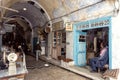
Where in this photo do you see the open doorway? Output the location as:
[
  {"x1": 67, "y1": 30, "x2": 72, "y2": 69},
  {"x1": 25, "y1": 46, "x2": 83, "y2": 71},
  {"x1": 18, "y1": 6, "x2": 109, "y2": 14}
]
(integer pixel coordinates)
[
  {"x1": 51, "y1": 31, "x2": 66, "y2": 61},
  {"x1": 85, "y1": 27, "x2": 109, "y2": 68},
  {"x1": 73, "y1": 26, "x2": 109, "y2": 73}
]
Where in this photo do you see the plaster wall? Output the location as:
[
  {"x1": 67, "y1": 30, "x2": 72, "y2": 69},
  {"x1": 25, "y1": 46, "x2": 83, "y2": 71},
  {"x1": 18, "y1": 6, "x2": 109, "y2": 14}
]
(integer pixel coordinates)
[
  {"x1": 53, "y1": 0, "x2": 114, "y2": 22},
  {"x1": 111, "y1": 14, "x2": 120, "y2": 80},
  {"x1": 66, "y1": 32, "x2": 74, "y2": 60}
]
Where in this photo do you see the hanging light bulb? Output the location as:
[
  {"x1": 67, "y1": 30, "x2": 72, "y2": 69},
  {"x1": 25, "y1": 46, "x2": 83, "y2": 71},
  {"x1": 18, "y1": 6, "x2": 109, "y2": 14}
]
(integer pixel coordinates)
[
  {"x1": 113, "y1": 0, "x2": 120, "y2": 16},
  {"x1": 0, "y1": 27, "x2": 6, "y2": 35},
  {"x1": 115, "y1": 0, "x2": 119, "y2": 10}
]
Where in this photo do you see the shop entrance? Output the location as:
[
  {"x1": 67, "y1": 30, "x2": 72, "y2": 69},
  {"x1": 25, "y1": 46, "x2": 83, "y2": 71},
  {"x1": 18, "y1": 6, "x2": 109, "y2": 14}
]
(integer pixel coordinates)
[
  {"x1": 74, "y1": 27, "x2": 109, "y2": 67},
  {"x1": 73, "y1": 16, "x2": 111, "y2": 70},
  {"x1": 85, "y1": 27, "x2": 109, "y2": 65}
]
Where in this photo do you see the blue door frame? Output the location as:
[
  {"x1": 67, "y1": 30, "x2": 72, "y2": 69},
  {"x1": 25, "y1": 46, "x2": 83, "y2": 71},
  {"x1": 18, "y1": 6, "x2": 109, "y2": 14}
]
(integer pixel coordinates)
[
  {"x1": 73, "y1": 16, "x2": 112, "y2": 68},
  {"x1": 75, "y1": 31, "x2": 86, "y2": 66}
]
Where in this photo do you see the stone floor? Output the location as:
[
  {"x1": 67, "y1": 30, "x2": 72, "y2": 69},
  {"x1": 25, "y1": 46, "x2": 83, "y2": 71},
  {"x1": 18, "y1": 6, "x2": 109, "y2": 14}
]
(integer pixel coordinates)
[{"x1": 24, "y1": 55, "x2": 90, "y2": 80}]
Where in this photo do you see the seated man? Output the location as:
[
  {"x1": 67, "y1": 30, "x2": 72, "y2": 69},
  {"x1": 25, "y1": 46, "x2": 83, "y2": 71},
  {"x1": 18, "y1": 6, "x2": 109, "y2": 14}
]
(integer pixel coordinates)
[{"x1": 89, "y1": 41, "x2": 109, "y2": 72}]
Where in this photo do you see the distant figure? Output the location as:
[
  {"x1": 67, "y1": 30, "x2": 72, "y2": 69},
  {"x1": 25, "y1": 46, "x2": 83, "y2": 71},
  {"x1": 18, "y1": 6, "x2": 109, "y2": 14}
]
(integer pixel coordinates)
[
  {"x1": 35, "y1": 42, "x2": 42, "y2": 61},
  {"x1": 89, "y1": 41, "x2": 108, "y2": 72},
  {"x1": 35, "y1": 42, "x2": 42, "y2": 52}
]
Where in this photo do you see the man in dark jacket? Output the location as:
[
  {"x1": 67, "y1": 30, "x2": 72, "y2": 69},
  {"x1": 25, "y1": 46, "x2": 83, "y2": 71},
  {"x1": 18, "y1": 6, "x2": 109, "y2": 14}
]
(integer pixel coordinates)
[
  {"x1": 35, "y1": 42, "x2": 42, "y2": 61},
  {"x1": 89, "y1": 42, "x2": 109, "y2": 72}
]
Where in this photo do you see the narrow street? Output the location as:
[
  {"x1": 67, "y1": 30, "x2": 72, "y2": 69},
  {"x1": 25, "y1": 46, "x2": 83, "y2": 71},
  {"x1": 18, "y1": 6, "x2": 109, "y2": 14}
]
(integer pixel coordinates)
[{"x1": 24, "y1": 55, "x2": 90, "y2": 80}]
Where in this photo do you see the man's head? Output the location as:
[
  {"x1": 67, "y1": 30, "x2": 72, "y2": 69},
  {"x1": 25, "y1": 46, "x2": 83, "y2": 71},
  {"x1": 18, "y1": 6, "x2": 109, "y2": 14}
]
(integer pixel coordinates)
[{"x1": 100, "y1": 41, "x2": 107, "y2": 48}]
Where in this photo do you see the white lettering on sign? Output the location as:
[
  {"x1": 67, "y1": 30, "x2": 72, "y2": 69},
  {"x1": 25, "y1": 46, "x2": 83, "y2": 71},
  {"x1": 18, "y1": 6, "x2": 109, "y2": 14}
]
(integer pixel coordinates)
[{"x1": 77, "y1": 19, "x2": 110, "y2": 30}]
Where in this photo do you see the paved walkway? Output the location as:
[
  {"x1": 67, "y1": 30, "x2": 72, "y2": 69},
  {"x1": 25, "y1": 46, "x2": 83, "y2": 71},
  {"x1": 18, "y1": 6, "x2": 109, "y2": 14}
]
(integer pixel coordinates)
[{"x1": 24, "y1": 55, "x2": 90, "y2": 80}]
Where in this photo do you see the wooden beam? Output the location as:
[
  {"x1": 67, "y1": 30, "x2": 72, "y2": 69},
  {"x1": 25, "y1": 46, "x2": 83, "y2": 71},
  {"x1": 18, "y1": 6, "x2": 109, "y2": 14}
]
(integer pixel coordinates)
[{"x1": 0, "y1": 6, "x2": 19, "y2": 13}]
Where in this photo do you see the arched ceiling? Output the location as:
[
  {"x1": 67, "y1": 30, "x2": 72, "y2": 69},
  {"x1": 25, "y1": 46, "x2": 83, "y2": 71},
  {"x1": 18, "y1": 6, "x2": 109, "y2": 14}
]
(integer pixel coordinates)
[
  {"x1": 1, "y1": 0, "x2": 117, "y2": 28},
  {"x1": 2, "y1": 0, "x2": 61, "y2": 28},
  {"x1": 5, "y1": 1, "x2": 48, "y2": 27},
  {"x1": 3, "y1": 0, "x2": 60, "y2": 18}
]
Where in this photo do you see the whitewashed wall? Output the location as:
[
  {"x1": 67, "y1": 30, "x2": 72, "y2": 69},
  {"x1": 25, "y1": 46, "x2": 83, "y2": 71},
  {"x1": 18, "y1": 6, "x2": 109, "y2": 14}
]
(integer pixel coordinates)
[
  {"x1": 66, "y1": 32, "x2": 74, "y2": 60},
  {"x1": 62, "y1": 17, "x2": 74, "y2": 59},
  {"x1": 53, "y1": 0, "x2": 114, "y2": 22},
  {"x1": 111, "y1": 14, "x2": 120, "y2": 80}
]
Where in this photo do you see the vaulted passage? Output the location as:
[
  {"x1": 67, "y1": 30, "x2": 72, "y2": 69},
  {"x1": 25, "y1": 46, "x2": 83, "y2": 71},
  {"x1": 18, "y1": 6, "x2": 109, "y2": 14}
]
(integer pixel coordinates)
[{"x1": 0, "y1": 0, "x2": 120, "y2": 80}]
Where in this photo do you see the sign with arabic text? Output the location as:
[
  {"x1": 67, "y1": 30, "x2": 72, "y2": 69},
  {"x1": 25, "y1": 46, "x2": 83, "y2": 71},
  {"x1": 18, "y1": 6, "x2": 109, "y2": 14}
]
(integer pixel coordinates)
[{"x1": 76, "y1": 16, "x2": 111, "y2": 30}]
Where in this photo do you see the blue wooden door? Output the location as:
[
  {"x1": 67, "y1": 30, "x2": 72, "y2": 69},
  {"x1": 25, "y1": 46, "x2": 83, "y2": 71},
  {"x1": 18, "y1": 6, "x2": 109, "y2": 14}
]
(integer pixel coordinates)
[{"x1": 76, "y1": 31, "x2": 86, "y2": 66}]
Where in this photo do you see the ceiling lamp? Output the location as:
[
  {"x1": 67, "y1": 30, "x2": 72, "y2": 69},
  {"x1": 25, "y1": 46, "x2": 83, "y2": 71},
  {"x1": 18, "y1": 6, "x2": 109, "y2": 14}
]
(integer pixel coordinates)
[
  {"x1": 23, "y1": 8, "x2": 27, "y2": 11},
  {"x1": 0, "y1": 27, "x2": 6, "y2": 35}
]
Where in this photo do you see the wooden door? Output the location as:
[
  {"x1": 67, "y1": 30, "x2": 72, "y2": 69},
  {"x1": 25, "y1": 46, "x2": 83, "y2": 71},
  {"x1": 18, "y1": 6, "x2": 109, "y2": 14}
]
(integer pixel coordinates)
[{"x1": 51, "y1": 31, "x2": 61, "y2": 60}]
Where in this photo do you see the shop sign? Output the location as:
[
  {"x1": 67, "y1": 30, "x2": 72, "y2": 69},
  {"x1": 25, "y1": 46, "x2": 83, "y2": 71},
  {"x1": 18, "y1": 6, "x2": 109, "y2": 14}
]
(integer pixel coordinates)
[
  {"x1": 77, "y1": 18, "x2": 110, "y2": 30},
  {"x1": 65, "y1": 22, "x2": 73, "y2": 31},
  {"x1": 91, "y1": 19, "x2": 110, "y2": 28},
  {"x1": 4, "y1": 24, "x2": 15, "y2": 32},
  {"x1": 52, "y1": 21, "x2": 64, "y2": 31}
]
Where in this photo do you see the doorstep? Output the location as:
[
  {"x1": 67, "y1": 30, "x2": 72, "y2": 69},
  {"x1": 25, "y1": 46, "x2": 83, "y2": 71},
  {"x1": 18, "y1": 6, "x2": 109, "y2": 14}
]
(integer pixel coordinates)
[
  {"x1": 39, "y1": 56, "x2": 106, "y2": 80},
  {"x1": 64, "y1": 66, "x2": 105, "y2": 80}
]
